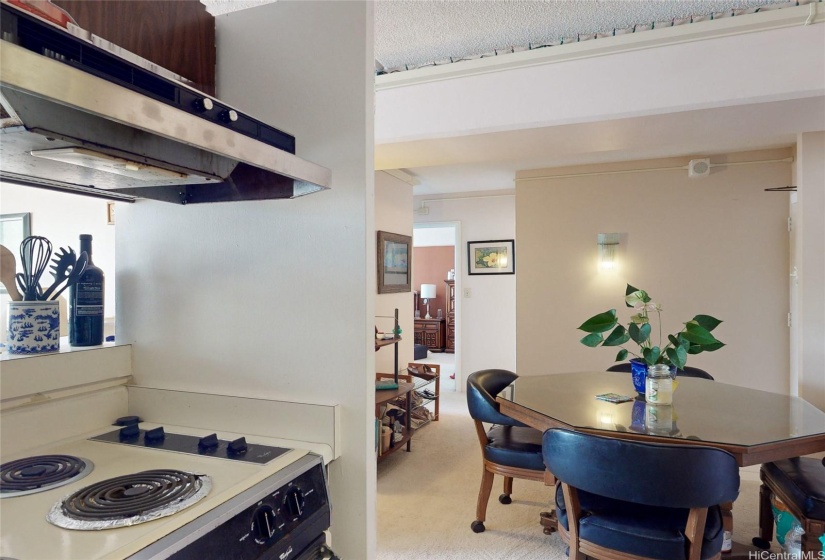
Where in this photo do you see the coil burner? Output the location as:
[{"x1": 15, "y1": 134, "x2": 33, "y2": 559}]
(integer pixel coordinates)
[
  {"x1": 0, "y1": 455, "x2": 93, "y2": 497},
  {"x1": 47, "y1": 469, "x2": 211, "y2": 530}
]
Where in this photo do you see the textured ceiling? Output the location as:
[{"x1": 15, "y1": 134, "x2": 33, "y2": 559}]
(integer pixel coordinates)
[{"x1": 202, "y1": 0, "x2": 791, "y2": 69}]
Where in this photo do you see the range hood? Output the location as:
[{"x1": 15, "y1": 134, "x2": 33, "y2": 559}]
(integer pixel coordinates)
[{"x1": 0, "y1": 2, "x2": 331, "y2": 204}]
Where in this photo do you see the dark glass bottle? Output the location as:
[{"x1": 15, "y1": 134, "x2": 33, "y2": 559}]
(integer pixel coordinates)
[{"x1": 69, "y1": 234, "x2": 105, "y2": 346}]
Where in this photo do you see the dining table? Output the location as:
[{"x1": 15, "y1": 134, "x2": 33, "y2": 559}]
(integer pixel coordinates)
[{"x1": 496, "y1": 372, "x2": 825, "y2": 558}]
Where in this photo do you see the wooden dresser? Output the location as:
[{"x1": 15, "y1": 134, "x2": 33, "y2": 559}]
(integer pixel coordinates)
[
  {"x1": 414, "y1": 318, "x2": 445, "y2": 352},
  {"x1": 445, "y1": 280, "x2": 455, "y2": 353}
]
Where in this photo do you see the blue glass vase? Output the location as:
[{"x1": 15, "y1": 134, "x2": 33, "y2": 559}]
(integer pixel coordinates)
[{"x1": 630, "y1": 359, "x2": 647, "y2": 394}]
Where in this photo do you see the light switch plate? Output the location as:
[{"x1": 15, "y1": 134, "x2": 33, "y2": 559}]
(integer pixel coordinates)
[{"x1": 463, "y1": 287, "x2": 471, "y2": 298}]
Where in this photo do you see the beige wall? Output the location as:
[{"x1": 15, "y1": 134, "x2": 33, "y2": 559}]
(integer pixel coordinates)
[
  {"x1": 794, "y1": 132, "x2": 825, "y2": 410},
  {"x1": 414, "y1": 193, "x2": 517, "y2": 389},
  {"x1": 117, "y1": 3, "x2": 376, "y2": 557},
  {"x1": 516, "y1": 149, "x2": 792, "y2": 394},
  {"x1": 376, "y1": 172, "x2": 414, "y2": 374}
]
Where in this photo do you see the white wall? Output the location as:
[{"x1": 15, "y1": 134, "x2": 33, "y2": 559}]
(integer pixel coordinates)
[
  {"x1": 376, "y1": 19, "x2": 825, "y2": 143},
  {"x1": 414, "y1": 226, "x2": 454, "y2": 246},
  {"x1": 116, "y1": 2, "x2": 375, "y2": 557},
  {"x1": 794, "y1": 132, "x2": 825, "y2": 410},
  {"x1": 516, "y1": 149, "x2": 792, "y2": 394},
  {"x1": 414, "y1": 194, "x2": 517, "y2": 388},
  {"x1": 375, "y1": 171, "x2": 413, "y2": 374}
]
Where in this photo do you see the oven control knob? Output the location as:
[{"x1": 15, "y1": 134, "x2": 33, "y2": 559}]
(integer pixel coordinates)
[
  {"x1": 251, "y1": 505, "x2": 278, "y2": 543},
  {"x1": 228, "y1": 437, "x2": 248, "y2": 455},
  {"x1": 220, "y1": 109, "x2": 238, "y2": 123},
  {"x1": 198, "y1": 433, "x2": 219, "y2": 451},
  {"x1": 144, "y1": 426, "x2": 165, "y2": 443},
  {"x1": 119, "y1": 424, "x2": 139, "y2": 440},
  {"x1": 193, "y1": 97, "x2": 213, "y2": 112},
  {"x1": 284, "y1": 487, "x2": 305, "y2": 518}
]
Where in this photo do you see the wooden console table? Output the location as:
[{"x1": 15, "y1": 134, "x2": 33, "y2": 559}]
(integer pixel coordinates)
[{"x1": 414, "y1": 318, "x2": 445, "y2": 352}]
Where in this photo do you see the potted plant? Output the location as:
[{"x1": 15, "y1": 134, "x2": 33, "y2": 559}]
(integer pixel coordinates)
[{"x1": 578, "y1": 284, "x2": 724, "y2": 392}]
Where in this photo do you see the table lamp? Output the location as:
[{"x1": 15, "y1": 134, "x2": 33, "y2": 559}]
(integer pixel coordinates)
[{"x1": 421, "y1": 284, "x2": 436, "y2": 319}]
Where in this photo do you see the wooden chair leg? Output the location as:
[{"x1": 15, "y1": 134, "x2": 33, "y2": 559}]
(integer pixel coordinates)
[
  {"x1": 471, "y1": 468, "x2": 494, "y2": 532},
  {"x1": 758, "y1": 483, "x2": 774, "y2": 543},
  {"x1": 499, "y1": 476, "x2": 514, "y2": 504}
]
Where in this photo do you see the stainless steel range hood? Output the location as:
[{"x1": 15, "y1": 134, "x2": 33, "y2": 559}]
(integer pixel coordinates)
[{"x1": 0, "y1": 16, "x2": 331, "y2": 205}]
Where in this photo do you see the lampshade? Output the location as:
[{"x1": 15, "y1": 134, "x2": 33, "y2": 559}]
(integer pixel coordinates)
[{"x1": 420, "y1": 284, "x2": 437, "y2": 299}]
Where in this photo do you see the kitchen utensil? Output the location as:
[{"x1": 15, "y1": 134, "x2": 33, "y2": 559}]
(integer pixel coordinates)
[
  {"x1": 19, "y1": 236, "x2": 52, "y2": 300},
  {"x1": 0, "y1": 244, "x2": 23, "y2": 301},
  {"x1": 41, "y1": 247, "x2": 77, "y2": 301},
  {"x1": 49, "y1": 250, "x2": 87, "y2": 301},
  {"x1": 16, "y1": 272, "x2": 44, "y2": 300}
]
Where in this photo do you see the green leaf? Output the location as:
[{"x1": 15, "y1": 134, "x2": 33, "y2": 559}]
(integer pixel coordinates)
[
  {"x1": 643, "y1": 346, "x2": 661, "y2": 365},
  {"x1": 693, "y1": 314, "x2": 722, "y2": 332},
  {"x1": 580, "y1": 333, "x2": 604, "y2": 347},
  {"x1": 630, "y1": 313, "x2": 649, "y2": 325},
  {"x1": 578, "y1": 310, "x2": 618, "y2": 333},
  {"x1": 625, "y1": 284, "x2": 640, "y2": 307},
  {"x1": 687, "y1": 344, "x2": 703, "y2": 355},
  {"x1": 666, "y1": 346, "x2": 687, "y2": 369},
  {"x1": 701, "y1": 341, "x2": 725, "y2": 352},
  {"x1": 615, "y1": 349, "x2": 628, "y2": 361},
  {"x1": 629, "y1": 322, "x2": 652, "y2": 344},
  {"x1": 681, "y1": 323, "x2": 721, "y2": 346},
  {"x1": 603, "y1": 325, "x2": 630, "y2": 346},
  {"x1": 625, "y1": 288, "x2": 650, "y2": 308}
]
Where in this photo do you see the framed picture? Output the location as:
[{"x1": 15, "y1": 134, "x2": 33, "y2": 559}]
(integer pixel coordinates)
[
  {"x1": 468, "y1": 239, "x2": 515, "y2": 275},
  {"x1": 377, "y1": 231, "x2": 412, "y2": 293}
]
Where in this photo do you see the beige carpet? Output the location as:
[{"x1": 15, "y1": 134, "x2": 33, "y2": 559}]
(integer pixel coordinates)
[
  {"x1": 377, "y1": 390, "x2": 773, "y2": 560},
  {"x1": 412, "y1": 351, "x2": 457, "y2": 393}
]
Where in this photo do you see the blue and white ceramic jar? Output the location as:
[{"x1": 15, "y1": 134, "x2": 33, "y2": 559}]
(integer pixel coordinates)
[{"x1": 7, "y1": 301, "x2": 60, "y2": 355}]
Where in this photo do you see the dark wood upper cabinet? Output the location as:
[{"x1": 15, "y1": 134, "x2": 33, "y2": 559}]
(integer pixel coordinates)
[{"x1": 53, "y1": 0, "x2": 216, "y2": 95}]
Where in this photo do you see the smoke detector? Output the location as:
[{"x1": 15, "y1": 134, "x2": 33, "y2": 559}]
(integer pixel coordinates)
[{"x1": 688, "y1": 158, "x2": 711, "y2": 178}]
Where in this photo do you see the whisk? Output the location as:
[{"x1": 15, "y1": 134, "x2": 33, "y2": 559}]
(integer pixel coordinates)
[{"x1": 19, "y1": 236, "x2": 52, "y2": 301}]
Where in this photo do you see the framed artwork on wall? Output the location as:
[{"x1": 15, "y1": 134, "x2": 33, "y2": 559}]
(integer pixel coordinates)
[
  {"x1": 467, "y1": 239, "x2": 515, "y2": 275},
  {"x1": 377, "y1": 230, "x2": 412, "y2": 293}
]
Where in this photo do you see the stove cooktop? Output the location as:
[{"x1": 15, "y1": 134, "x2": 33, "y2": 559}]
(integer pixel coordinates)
[
  {"x1": 0, "y1": 422, "x2": 308, "y2": 560},
  {"x1": 0, "y1": 454, "x2": 93, "y2": 497}
]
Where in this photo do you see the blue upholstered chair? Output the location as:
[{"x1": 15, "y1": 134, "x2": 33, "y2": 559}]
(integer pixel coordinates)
[
  {"x1": 756, "y1": 457, "x2": 825, "y2": 554},
  {"x1": 543, "y1": 428, "x2": 740, "y2": 560},
  {"x1": 606, "y1": 362, "x2": 715, "y2": 380},
  {"x1": 466, "y1": 369, "x2": 550, "y2": 533}
]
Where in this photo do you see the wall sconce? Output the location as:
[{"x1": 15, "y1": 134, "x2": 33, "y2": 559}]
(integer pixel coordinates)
[
  {"x1": 420, "y1": 284, "x2": 437, "y2": 319},
  {"x1": 597, "y1": 233, "x2": 620, "y2": 270}
]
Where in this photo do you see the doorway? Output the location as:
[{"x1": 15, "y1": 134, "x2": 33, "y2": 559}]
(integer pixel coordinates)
[{"x1": 412, "y1": 222, "x2": 460, "y2": 392}]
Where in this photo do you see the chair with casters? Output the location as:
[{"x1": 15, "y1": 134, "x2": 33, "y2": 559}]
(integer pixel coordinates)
[
  {"x1": 543, "y1": 428, "x2": 740, "y2": 560},
  {"x1": 606, "y1": 362, "x2": 715, "y2": 380},
  {"x1": 754, "y1": 456, "x2": 825, "y2": 554},
  {"x1": 466, "y1": 369, "x2": 552, "y2": 534}
]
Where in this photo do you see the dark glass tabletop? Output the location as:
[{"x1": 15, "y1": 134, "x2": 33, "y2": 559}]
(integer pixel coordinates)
[{"x1": 499, "y1": 372, "x2": 825, "y2": 448}]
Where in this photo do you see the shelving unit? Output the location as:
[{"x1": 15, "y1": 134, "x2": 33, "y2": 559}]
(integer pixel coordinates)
[
  {"x1": 408, "y1": 362, "x2": 440, "y2": 424},
  {"x1": 445, "y1": 279, "x2": 455, "y2": 353},
  {"x1": 375, "y1": 308, "x2": 401, "y2": 383},
  {"x1": 374, "y1": 311, "x2": 441, "y2": 461},
  {"x1": 375, "y1": 308, "x2": 409, "y2": 461},
  {"x1": 375, "y1": 375, "x2": 414, "y2": 462}
]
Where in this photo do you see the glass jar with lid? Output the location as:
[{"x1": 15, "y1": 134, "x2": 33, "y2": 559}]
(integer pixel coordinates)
[{"x1": 645, "y1": 364, "x2": 673, "y2": 405}]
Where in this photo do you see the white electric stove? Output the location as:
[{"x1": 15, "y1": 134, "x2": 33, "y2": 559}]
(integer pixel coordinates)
[{"x1": 0, "y1": 418, "x2": 337, "y2": 560}]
